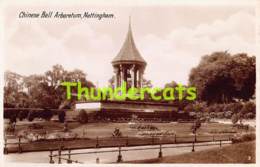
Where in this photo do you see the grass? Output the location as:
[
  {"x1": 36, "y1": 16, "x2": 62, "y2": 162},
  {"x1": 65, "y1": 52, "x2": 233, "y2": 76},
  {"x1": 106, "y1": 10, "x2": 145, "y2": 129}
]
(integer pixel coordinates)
[
  {"x1": 70, "y1": 122, "x2": 246, "y2": 138},
  {"x1": 89, "y1": 121, "x2": 253, "y2": 136},
  {"x1": 6, "y1": 120, "x2": 248, "y2": 139},
  {"x1": 4, "y1": 121, "x2": 243, "y2": 153},
  {"x1": 126, "y1": 141, "x2": 255, "y2": 163}
]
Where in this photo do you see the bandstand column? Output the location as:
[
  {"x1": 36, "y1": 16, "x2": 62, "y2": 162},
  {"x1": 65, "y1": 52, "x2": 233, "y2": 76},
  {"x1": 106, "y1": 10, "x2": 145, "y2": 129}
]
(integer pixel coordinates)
[
  {"x1": 134, "y1": 69, "x2": 137, "y2": 87},
  {"x1": 120, "y1": 65, "x2": 123, "y2": 88},
  {"x1": 140, "y1": 70, "x2": 143, "y2": 88},
  {"x1": 131, "y1": 65, "x2": 135, "y2": 88},
  {"x1": 114, "y1": 68, "x2": 118, "y2": 87}
]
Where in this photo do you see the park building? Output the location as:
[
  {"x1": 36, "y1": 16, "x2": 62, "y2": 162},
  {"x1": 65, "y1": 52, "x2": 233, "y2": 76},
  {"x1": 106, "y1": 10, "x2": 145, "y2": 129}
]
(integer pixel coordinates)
[
  {"x1": 111, "y1": 20, "x2": 146, "y2": 89},
  {"x1": 75, "y1": 19, "x2": 194, "y2": 122}
]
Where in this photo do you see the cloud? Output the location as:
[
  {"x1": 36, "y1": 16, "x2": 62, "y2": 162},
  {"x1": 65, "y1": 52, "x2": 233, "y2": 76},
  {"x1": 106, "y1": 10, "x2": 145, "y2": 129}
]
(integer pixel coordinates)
[
  {"x1": 139, "y1": 11, "x2": 255, "y2": 86},
  {"x1": 4, "y1": 9, "x2": 255, "y2": 87},
  {"x1": 5, "y1": 20, "x2": 117, "y2": 86}
]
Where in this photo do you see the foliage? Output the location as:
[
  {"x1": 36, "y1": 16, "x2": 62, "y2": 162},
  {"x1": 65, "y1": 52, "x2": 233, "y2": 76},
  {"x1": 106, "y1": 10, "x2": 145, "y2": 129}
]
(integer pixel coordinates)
[
  {"x1": 28, "y1": 123, "x2": 44, "y2": 129},
  {"x1": 231, "y1": 114, "x2": 239, "y2": 124},
  {"x1": 5, "y1": 123, "x2": 16, "y2": 133},
  {"x1": 78, "y1": 110, "x2": 88, "y2": 124},
  {"x1": 9, "y1": 114, "x2": 17, "y2": 124},
  {"x1": 232, "y1": 133, "x2": 255, "y2": 143},
  {"x1": 4, "y1": 71, "x2": 25, "y2": 107},
  {"x1": 244, "y1": 113, "x2": 255, "y2": 119},
  {"x1": 204, "y1": 101, "x2": 255, "y2": 119},
  {"x1": 4, "y1": 64, "x2": 94, "y2": 109},
  {"x1": 27, "y1": 110, "x2": 35, "y2": 122},
  {"x1": 18, "y1": 110, "x2": 29, "y2": 121},
  {"x1": 183, "y1": 102, "x2": 207, "y2": 114},
  {"x1": 40, "y1": 108, "x2": 53, "y2": 121},
  {"x1": 240, "y1": 101, "x2": 255, "y2": 117},
  {"x1": 58, "y1": 110, "x2": 66, "y2": 123},
  {"x1": 224, "y1": 110, "x2": 233, "y2": 119},
  {"x1": 142, "y1": 78, "x2": 153, "y2": 88},
  {"x1": 189, "y1": 52, "x2": 255, "y2": 103}
]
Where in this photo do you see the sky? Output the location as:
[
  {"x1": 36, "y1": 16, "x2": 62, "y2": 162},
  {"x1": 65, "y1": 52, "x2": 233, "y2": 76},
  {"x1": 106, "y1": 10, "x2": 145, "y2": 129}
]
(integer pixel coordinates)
[{"x1": 2, "y1": 0, "x2": 256, "y2": 87}]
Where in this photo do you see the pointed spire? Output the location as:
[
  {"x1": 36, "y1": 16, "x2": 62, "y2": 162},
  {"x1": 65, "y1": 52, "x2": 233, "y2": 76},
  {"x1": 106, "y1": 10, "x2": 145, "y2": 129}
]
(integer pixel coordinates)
[
  {"x1": 112, "y1": 17, "x2": 146, "y2": 66},
  {"x1": 129, "y1": 15, "x2": 131, "y2": 30},
  {"x1": 127, "y1": 15, "x2": 133, "y2": 40}
]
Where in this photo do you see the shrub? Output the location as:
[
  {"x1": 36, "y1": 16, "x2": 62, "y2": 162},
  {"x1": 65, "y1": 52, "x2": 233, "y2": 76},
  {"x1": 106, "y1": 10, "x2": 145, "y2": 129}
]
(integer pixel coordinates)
[
  {"x1": 232, "y1": 133, "x2": 255, "y2": 143},
  {"x1": 216, "y1": 112, "x2": 225, "y2": 119},
  {"x1": 9, "y1": 114, "x2": 17, "y2": 123},
  {"x1": 4, "y1": 109, "x2": 17, "y2": 120},
  {"x1": 58, "y1": 110, "x2": 66, "y2": 123},
  {"x1": 40, "y1": 108, "x2": 53, "y2": 121},
  {"x1": 224, "y1": 110, "x2": 233, "y2": 119},
  {"x1": 5, "y1": 123, "x2": 15, "y2": 133},
  {"x1": 231, "y1": 113, "x2": 239, "y2": 124},
  {"x1": 18, "y1": 110, "x2": 29, "y2": 121},
  {"x1": 209, "y1": 112, "x2": 217, "y2": 118},
  {"x1": 28, "y1": 123, "x2": 44, "y2": 129},
  {"x1": 244, "y1": 112, "x2": 255, "y2": 119},
  {"x1": 78, "y1": 110, "x2": 88, "y2": 124},
  {"x1": 27, "y1": 111, "x2": 35, "y2": 122},
  {"x1": 241, "y1": 133, "x2": 255, "y2": 141},
  {"x1": 241, "y1": 101, "x2": 255, "y2": 116}
]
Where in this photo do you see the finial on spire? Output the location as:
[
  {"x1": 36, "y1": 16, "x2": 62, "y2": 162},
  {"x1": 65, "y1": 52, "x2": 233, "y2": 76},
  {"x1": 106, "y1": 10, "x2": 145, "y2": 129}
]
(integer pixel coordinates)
[{"x1": 129, "y1": 15, "x2": 132, "y2": 30}]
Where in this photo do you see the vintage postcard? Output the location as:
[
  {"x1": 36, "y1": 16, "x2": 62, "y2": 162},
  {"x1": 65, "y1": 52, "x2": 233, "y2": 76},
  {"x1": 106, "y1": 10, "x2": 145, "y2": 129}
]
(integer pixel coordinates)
[{"x1": 1, "y1": 0, "x2": 259, "y2": 166}]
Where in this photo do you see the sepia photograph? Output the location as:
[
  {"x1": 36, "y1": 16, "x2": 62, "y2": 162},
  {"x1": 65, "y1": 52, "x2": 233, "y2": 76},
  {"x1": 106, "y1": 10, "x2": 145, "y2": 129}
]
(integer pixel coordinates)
[{"x1": 1, "y1": 0, "x2": 258, "y2": 165}]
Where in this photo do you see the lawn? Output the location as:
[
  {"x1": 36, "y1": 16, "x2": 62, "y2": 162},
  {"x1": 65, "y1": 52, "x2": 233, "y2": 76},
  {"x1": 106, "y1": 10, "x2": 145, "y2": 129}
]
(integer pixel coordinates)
[
  {"x1": 6, "y1": 120, "x2": 254, "y2": 139},
  {"x1": 64, "y1": 121, "x2": 253, "y2": 138},
  {"x1": 126, "y1": 141, "x2": 256, "y2": 163},
  {"x1": 5, "y1": 120, "x2": 252, "y2": 153}
]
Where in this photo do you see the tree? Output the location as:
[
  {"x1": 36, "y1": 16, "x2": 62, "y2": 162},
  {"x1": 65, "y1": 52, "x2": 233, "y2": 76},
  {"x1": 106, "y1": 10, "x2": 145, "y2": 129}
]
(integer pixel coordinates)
[
  {"x1": 142, "y1": 78, "x2": 153, "y2": 88},
  {"x1": 189, "y1": 52, "x2": 255, "y2": 103},
  {"x1": 4, "y1": 64, "x2": 95, "y2": 110},
  {"x1": 43, "y1": 65, "x2": 94, "y2": 108},
  {"x1": 4, "y1": 71, "x2": 25, "y2": 107},
  {"x1": 23, "y1": 74, "x2": 49, "y2": 108},
  {"x1": 108, "y1": 76, "x2": 115, "y2": 88}
]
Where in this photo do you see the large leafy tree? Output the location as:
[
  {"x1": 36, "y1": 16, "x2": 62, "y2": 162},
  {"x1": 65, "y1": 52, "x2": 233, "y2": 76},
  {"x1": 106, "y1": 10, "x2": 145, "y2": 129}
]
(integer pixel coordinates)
[
  {"x1": 4, "y1": 64, "x2": 95, "y2": 109},
  {"x1": 4, "y1": 71, "x2": 26, "y2": 107},
  {"x1": 23, "y1": 74, "x2": 49, "y2": 107},
  {"x1": 189, "y1": 52, "x2": 255, "y2": 103}
]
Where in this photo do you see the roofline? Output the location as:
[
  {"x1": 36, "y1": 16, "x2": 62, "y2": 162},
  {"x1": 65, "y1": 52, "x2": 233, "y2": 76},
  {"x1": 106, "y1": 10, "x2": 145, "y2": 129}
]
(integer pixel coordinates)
[{"x1": 112, "y1": 60, "x2": 147, "y2": 66}]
